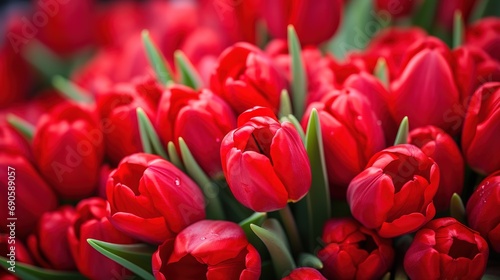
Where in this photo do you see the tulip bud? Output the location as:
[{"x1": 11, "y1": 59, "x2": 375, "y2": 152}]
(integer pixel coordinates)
[
  {"x1": 210, "y1": 43, "x2": 288, "y2": 115},
  {"x1": 282, "y1": 267, "x2": 326, "y2": 280},
  {"x1": 466, "y1": 170, "x2": 500, "y2": 253},
  {"x1": 408, "y1": 126, "x2": 464, "y2": 211},
  {"x1": 27, "y1": 206, "x2": 77, "y2": 270},
  {"x1": 466, "y1": 17, "x2": 500, "y2": 62},
  {"x1": 67, "y1": 198, "x2": 135, "y2": 280},
  {"x1": 317, "y1": 218, "x2": 394, "y2": 280},
  {"x1": 404, "y1": 217, "x2": 489, "y2": 280},
  {"x1": 462, "y1": 82, "x2": 500, "y2": 174},
  {"x1": 347, "y1": 144, "x2": 439, "y2": 238},
  {"x1": 221, "y1": 107, "x2": 311, "y2": 212},
  {"x1": 33, "y1": 102, "x2": 104, "y2": 200},
  {"x1": 107, "y1": 153, "x2": 206, "y2": 244},
  {"x1": 152, "y1": 220, "x2": 261, "y2": 279},
  {"x1": 0, "y1": 123, "x2": 31, "y2": 161},
  {"x1": 156, "y1": 85, "x2": 236, "y2": 178}
]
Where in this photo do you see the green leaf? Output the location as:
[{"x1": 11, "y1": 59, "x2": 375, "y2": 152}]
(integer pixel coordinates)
[
  {"x1": 450, "y1": 193, "x2": 466, "y2": 223},
  {"x1": 297, "y1": 253, "x2": 323, "y2": 269},
  {"x1": 394, "y1": 116, "x2": 409, "y2": 145},
  {"x1": 178, "y1": 137, "x2": 225, "y2": 220},
  {"x1": 136, "y1": 108, "x2": 168, "y2": 159},
  {"x1": 281, "y1": 114, "x2": 305, "y2": 143},
  {"x1": 6, "y1": 114, "x2": 35, "y2": 142},
  {"x1": 279, "y1": 89, "x2": 293, "y2": 118},
  {"x1": 87, "y1": 239, "x2": 155, "y2": 280},
  {"x1": 412, "y1": 0, "x2": 439, "y2": 31},
  {"x1": 295, "y1": 109, "x2": 331, "y2": 253},
  {"x1": 239, "y1": 212, "x2": 267, "y2": 239},
  {"x1": 251, "y1": 220, "x2": 296, "y2": 279},
  {"x1": 0, "y1": 257, "x2": 86, "y2": 280},
  {"x1": 278, "y1": 205, "x2": 303, "y2": 255},
  {"x1": 453, "y1": 11, "x2": 464, "y2": 49},
  {"x1": 288, "y1": 26, "x2": 307, "y2": 119},
  {"x1": 167, "y1": 141, "x2": 184, "y2": 171},
  {"x1": 174, "y1": 50, "x2": 203, "y2": 89},
  {"x1": 52, "y1": 75, "x2": 93, "y2": 104},
  {"x1": 374, "y1": 57, "x2": 389, "y2": 89},
  {"x1": 22, "y1": 40, "x2": 66, "y2": 79},
  {"x1": 142, "y1": 30, "x2": 173, "y2": 85},
  {"x1": 469, "y1": 0, "x2": 500, "y2": 23}
]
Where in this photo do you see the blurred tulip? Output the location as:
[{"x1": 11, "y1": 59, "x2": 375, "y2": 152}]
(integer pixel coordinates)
[
  {"x1": 435, "y1": 0, "x2": 479, "y2": 30},
  {"x1": 0, "y1": 123, "x2": 32, "y2": 161},
  {"x1": 466, "y1": 17, "x2": 500, "y2": 62},
  {"x1": 404, "y1": 217, "x2": 489, "y2": 280},
  {"x1": 282, "y1": 267, "x2": 326, "y2": 280},
  {"x1": 375, "y1": 0, "x2": 415, "y2": 19},
  {"x1": 221, "y1": 107, "x2": 311, "y2": 212},
  {"x1": 152, "y1": 220, "x2": 261, "y2": 280}
]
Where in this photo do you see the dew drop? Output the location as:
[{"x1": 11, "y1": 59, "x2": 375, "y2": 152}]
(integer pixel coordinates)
[
  {"x1": 200, "y1": 237, "x2": 206, "y2": 240},
  {"x1": 481, "y1": 185, "x2": 485, "y2": 190},
  {"x1": 216, "y1": 138, "x2": 221, "y2": 143},
  {"x1": 174, "y1": 178, "x2": 181, "y2": 186},
  {"x1": 485, "y1": 181, "x2": 490, "y2": 186},
  {"x1": 357, "y1": 116, "x2": 363, "y2": 121}
]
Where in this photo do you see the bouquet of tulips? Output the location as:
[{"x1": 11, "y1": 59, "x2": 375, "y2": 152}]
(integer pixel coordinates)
[{"x1": 1, "y1": 0, "x2": 500, "y2": 279}]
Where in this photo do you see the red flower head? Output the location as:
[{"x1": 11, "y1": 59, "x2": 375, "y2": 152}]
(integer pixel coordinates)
[
  {"x1": 282, "y1": 267, "x2": 326, "y2": 280},
  {"x1": 466, "y1": 17, "x2": 500, "y2": 62}
]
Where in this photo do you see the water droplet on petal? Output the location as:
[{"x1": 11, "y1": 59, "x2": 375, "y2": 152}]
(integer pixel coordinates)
[
  {"x1": 200, "y1": 237, "x2": 206, "y2": 240},
  {"x1": 357, "y1": 116, "x2": 363, "y2": 121},
  {"x1": 174, "y1": 178, "x2": 181, "y2": 186},
  {"x1": 216, "y1": 138, "x2": 221, "y2": 143}
]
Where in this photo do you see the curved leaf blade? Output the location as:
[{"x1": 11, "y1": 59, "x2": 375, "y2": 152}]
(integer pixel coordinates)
[
  {"x1": 288, "y1": 25, "x2": 307, "y2": 119},
  {"x1": 174, "y1": 50, "x2": 203, "y2": 89},
  {"x1": 394, "y1": 116, "x2": 409, "y2": 145},
  {"x1": 142, "y1": 30, "x2": 173, "y2": 85},
  {"x1": 0, "y1": 257, "x2": 86, "y2": 280},
  {"x1": 6, "y1": 114, "x2": 35, "y2": 142}
]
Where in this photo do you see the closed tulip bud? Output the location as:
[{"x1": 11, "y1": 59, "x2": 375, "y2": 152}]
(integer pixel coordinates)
[
  {"x1": 408, "y1": 126, "x2": 464, "y2": 211},
  {"x1": 317, "y1": 218, "x2": 394, "y2": 280},
  {"x1": 33, "y1": 102, "x2": 104, "y2": 200},
  {"x1": 0, "y1": 152, "x2": 58, "y2": 238},
  {"x1": 462, "y1": 82, "x2": 500, "y2": 174},
  {"x1": 27, "y1": 206, "x2": 77, "y2": 271},
  {"x1": 466, "y1": 18, "x2": 500, "y2": 62},
  {"x1": 220, "y1": 107, "x2": 311, "y2": 212},
  {"x1": 347, "y1": 144, "x2": 439, "y2": 238},
  {"x1": 107, "y1": 153, "x2": 206, "y2": 244},
  {"x1": 404, "y1": 217, "x2": 489, "y2": 280},
  {"x1": 466, "y1": 170, "x2": 500, "y2": 252},
  {"x1": 282, "y1": 268, "x2": 326, "y2": 280},
  {"x1": 156, "y1": 85, "x2": 236, "y2": 178},
  {"x1": 302, "y1": 89, "x2": 385, "y2": 200},
  {"x1": 210, "y1": 43, "x2": 288, "y2": 115},
  {"x1": 67, "y1": 198, "x2": 135, "y2": 280},
  {"x1": 152, "y1": 220, "x2": 261, "y2": 280}
]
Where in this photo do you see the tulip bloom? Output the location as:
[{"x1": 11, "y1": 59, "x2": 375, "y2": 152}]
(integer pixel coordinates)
[
  {"x1": 404, "y1": 217, "x2": 489, "y2": 280},
  {"x1": 156, "y1": 85, "x2": 236, "y2": 178},
  {"x1": 152, "y1": 220, "x2": 261, "y2": 280},
  {"x1": 27, "y1": 206, "x2": 77, "y2": 270},
  {"x1": 462, "y1": 82, "x2": 500, "y2": 175},
  {"x1": 317, "y1": 218, "x2": 394, "y2": 280},
  {"x1": 466, "y1": 170, "x2": 500, "y2": 253},
  {"x1": 33, "y1": 102, "x2": 104, "y2": 200},
  {"x1": 302, "y1": 89, "x2": 385, "y2": 199},
  {"x1": 220, "y1": 107, "x2": 311, "y2": 212},
  {"x1": 210, "y1": 43, "x2": 288, "y2": 115},
  {"x1": 68, "y1": 198, "x2": 135, "y2": 280},
  {"x1": 408, "y1": 126, "x2": 464, "y2": 211},
  {"x1": 283, "y1": 268, "x2": 326, "y2": 280},
  {"x1": 347, "y1": 144, "x2": 439, "y2": 238},
  {"x1": 107, "y1": 153, "x2": 206, "y2": 244},
  {"x1": 466, "y1": 18, "x2": 500, "y2": 62}
]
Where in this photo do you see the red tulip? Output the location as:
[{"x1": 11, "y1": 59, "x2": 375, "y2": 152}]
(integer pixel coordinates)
[
  {"x1": 220, "y1": 107, "x2": 311, "y2": 212},
  {"x1": 466, "y1": 18, "x2": 500, "y2": 62},
  {"x1": 317, "y1": 218, "x2": 394, "y2": 280},
  {"x1": 461, "y1": 82, "x2": 500, "y2": 174},
  {"x1": 156, "y1": 85, "x2": 236, "y2": 178},
  {"x1": 260, "y1": 0, "x2": 343, "y2": 45},
  {"x1": 282, "y1": 268, "x2": 326, "y2": 280},
  {"x1": 0, "y1": 123, "x2": 31, "y2": 161},
  {"x1": 27, "y1": 206, "x2": 77, "y2": 270},
  {"x1": 107, "y1": 153, "x2": 206, "y2": 244},
  {"x1": 347, "y1": 144, "x2": 439, "y2": 238},
  {"x1": 408, "y1": 126, "x2": 464, "y2": 211},
  {"x1": 33, "y1": 102, "x2": 104, "y2": 199},
  {"x1": 375, "y1": 0, "x2": 415, "y2": 19},
  {"x1": 210, "y1": 43, "x2": 288, "y2": 115},
  {"x1": 404, "y1": 217, "x2": 489, "y2": 280},
  {"x1": 152, "y1": 220, "x2": 261, "y2": 280},
  {"x1": 302, "y1": 89, "x2": 385, "y2": 200},
  {"x1": 466, "y1": 170, "x2": 500, "y2": 253},
  {"x1": 435, "y1": 0, "x2": 479, "y2": 30},
  {"x1": 67, "y1": 198, "x2": 135, "y2": 280}
]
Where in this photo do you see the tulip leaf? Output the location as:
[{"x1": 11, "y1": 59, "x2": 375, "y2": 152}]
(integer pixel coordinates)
[
  {"x1": 136, "y1": 108, "x2": 168, "y2": 159},
  {"x1": 52, "y1": 75, "x2": 93, "y2": 104},
  {"x1": 297, "y1": 253, "x2": 323, "y2": 269},
  {"x1": 87, "y1": 239, "x2": 155, "y2": 280},
  {"x1": 288, "y1": 25, "x2": 307, "y2": 119},
  {"x1": 251, "y1": 220, "x2": 296, "y2": 279},
  {"x1": 22, "y1": 40, "x2": 66, "y2": 79},
  {"x1": 0, "y1": 257, "x2": 86, "y2": 280},
  {"x1": 278, "y1": 205, "x2": 303, "y2": 255},
  {"x1": 412, "y1": 0, "x2": 439, "y2": 31},
  {"x1": 295, "y1": 108, "x2": 331, "y2": 253},
  {"x1": 174, "y1": 50, "x2": 203, "y2": 89},
  {"x1": 167, "y1": 141, "x2": 184, "y2": 171},
  {"x1": 279, "y1": 89, "x2": 293, "y2": 118},
  {"x1": 394, "y1": 116, "x2": 409, "y2": 145},
  {"x1": 6, "y1": 114, "x2": 35, "y2": 142},
  {"x1": 142, "y1": 30, "x2": 173, "y2": 85},
  {"x1": 374, "y1": 57, "x2": 389, "y2": 89},
  {"x1": 239, "y1": 212, "x2": 267, "y2": 234},
  {"x1": 469, "y1": 0, "x2": 500, "y2": 23},
  {"x1": 281, "y1": 114, "x2": 305, "y2": 143},
  {"x1": 450, "y1": 193, "x2": 466, "y2": 223},
  {"x1": 453, "y1": 11, "x2": 464, "y2": 49},
  {"x1": 178, "y1": 137, "x2": 226, "y2": 220}
]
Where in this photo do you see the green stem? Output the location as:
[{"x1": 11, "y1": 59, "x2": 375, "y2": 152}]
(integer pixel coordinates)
[{"x1": 278, "y1": 205, "x2": 303, "y2": 255}]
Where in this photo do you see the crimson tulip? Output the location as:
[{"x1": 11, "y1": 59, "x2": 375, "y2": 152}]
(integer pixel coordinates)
[
  {"x1": 282, "y1": 268, "x2": 326, "y2": 280},
  {"x1": 347, "y1": 144, "x2": 439, "y2": 238},
  {"x1": 317, "y1": 218, "x2": 394, "y2": 280},
  {"x1": 404, "y1": 217, "x2": 489, "y2": 280},
  {"x1": 152, "y1": 220, "x2": 261, "y2": 280},
  {"x1": 408, "y1": 126, "x2": 464, "y2": 211},
  {"x1": 67, "y1": 198, "x2": 135, "y2": 280},
  {"x1": 466, "y1": 17, "x2": 500, "y2": 62},
  {"x1": 220, "y1": 107, "x2": 311, "y2": 212},
  {"x1": 0, "y1": 123, "x2": 31, "y2": 161},
  {"x1": 210, "y1": 43, "x2": 288, "y2": 115},
  {"x1": 375, "y1": 0, "x2": 415, "y2": 19},
  {"x1": 156, "y1": 85, "x2": 236, "y2": 178},
  {"x1": 466, "y1": 170, "x2": 500, "y2": 253},
  {"x1": 107, "y1": 153, "x2": 206, "y2": 244},
  {"x1": 435, "y1": 0, "x2": 479, "y2": 30},
  {"x1": 27, "y1": 206, "x2": 77, "y2": 271}
]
